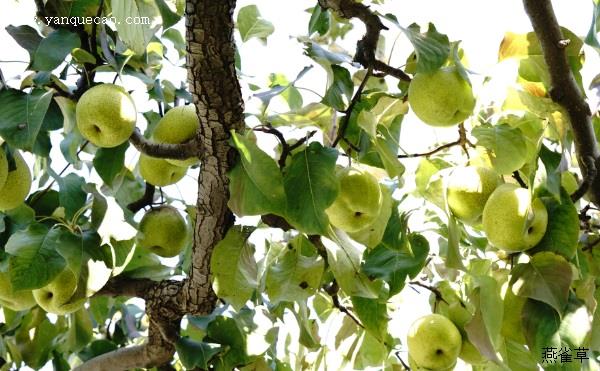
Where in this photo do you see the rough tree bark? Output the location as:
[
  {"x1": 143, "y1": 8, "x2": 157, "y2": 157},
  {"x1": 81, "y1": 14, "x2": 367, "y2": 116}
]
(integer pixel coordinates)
[
  {"x1": 523, "y1": 0, "x2": 600, "y2": 206},
  {"x1": 76, "y1": 0, "x2": 244, "y2": 369}
]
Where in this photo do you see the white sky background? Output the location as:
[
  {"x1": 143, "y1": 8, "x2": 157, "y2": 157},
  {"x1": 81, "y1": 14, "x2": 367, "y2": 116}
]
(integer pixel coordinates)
[{"x1": 0, "y1": 0, "x2": 598, "y2": 369}]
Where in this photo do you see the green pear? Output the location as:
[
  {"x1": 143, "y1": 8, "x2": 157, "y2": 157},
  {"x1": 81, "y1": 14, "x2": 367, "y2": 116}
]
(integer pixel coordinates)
[
  {"x1": 0, "y1": 150, "x2": 32, "y2": 211},
  {"x1": 408, "y1": 67, "x2": 475, "y2": 127},
  {"x1": 325, "y1": 168, "x2": 382, "y2": 233},
  {"x1": 470, "y1": 146, "x2": 526, "y2": 176},
  {"x1": 32, "y1": 269, "x2": 86, "y2": 315},
  {"x1": 0, "y1": 147, "x2": 7, "y2": 190},
  {"x1": 76, "y1": 84, "x2": 137, "y2": 148},
  {"x1": 152, "y1": 105, "x2": 200, "y2": 167},
  {"x1": 137, "y1": 205, "x2": 188, "y2": 257},
  {"x1": 138, "y1": 153, "x2": 187, "y2": 187},
  {"x1": 0, "y1": 271, "x2": 36, "y2": 311},
  {"x1": 446, "y1": 166, "x2": 501, "y2": 225},
  {"x1": 482, "y1": 184, "x2": 548, "y2": 252},
  {"x1": 347, "y1": 185, "x2": 392, "y2": 248},
  {"x1": 407, "y1": 314, "x2": 462, "y2": 370}
]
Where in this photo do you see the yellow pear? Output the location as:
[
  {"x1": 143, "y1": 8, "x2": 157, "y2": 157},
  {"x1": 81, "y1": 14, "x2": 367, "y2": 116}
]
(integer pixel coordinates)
[
  {"x1": 32, "y1": 269, "x2": 86, "y2": 315},
  {"x1": 0, "y1": 271, "x2": 36, "y2": 311},
  {"x1": 76, "y1": 84, "x2": 137, "y2": 148},
  {"x1": 0, "y1": 150, "x2": 32, "y2": 211},
  {"x1": 137, "y1": 205, "x2": 188, "y2": 257},
  {"x1": 408, "y1": 67, "x2": 475, "y2": 127},
  {"x1": 152, "y1": 105, "x2": 200, "y2": 167},
  {"x1": 482, "y1": 184, "x2": 548, "y2": 252},
  {"x1": 325, "y1": 168, "x2": 382, "y2": 233},
  {"x1": 138, "y1": 154, "x2": 187, "y2": 187},
  {"x1": 407, "y1": 314, "x2": 462, "y2": 370},
  {"x1": 446, "y1": 166, "x2": 501, "y2": 225}
]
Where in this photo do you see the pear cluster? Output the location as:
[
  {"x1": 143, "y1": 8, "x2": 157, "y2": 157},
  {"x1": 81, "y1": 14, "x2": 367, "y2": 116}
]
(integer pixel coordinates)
[
  {"x1": 139, "y1": 105, "x2": 200, "y2": 187},
  {"x1": 0, "y1": 149, "x2": 32, "y2": 211},
  {"x1": 446, "y1": 165, "x2": 548, "y2": 252}
]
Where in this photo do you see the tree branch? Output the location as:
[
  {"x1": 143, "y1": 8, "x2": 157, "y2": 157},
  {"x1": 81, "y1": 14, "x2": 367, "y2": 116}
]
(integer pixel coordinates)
[
  {"x1": 127, "y1": 183, "x2": 157, "y2": 213},
  {"x1": 129, "y1": 129, "x2": 201, "y2": 160},
  {"x1": 318, "y1": 0, "x2": 410, "y2": 82},
  {"x1": 523, "y1": 0, "x2": 600, "y2": 206},
  {"x1": 94, "y1": 277, "x2": 157, "y2": 299},
  {"x1": 332, "y1": 67, "x2": 372, "y2": 147},
  {"x1": 73, "y1": 345, "x2": 160, "y2": 371}
]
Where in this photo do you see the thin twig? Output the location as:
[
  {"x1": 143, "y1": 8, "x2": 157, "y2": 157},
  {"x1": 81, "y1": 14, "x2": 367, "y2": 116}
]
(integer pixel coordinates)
[
  {"x1": 127, "y1": 183, "x2": 156, "y2": 213},
  {"x1": 332, "y1": 66, "x2": 372, "y2": 147}
]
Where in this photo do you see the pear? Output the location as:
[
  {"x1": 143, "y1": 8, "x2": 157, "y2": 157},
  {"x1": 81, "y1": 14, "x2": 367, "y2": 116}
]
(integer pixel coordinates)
[
  {"x1": 152, "y1": 105, "x2": 200, "y2": 167},
  {"x1": 76, "y1": 84, "x2": 137, "y2": 148},
  {"x1": 408, "y1": 67, "x2": 475, "y2": 127},
  {"x1": 0, "y1": 150, "x2": 32, "y2": 211},
  {"x1": 348, "y1": 185, "x2": 392, "y2": 248},
  {"x1": 32, "y1": 269, "x2": 86, "y2": 315},
  {"x1": 137, "y1": 205, "x2": 188, "y2": 257},
  {"x1": 482, "y1": 184, "x2": 548, "y2": 252},
  {"x1": 138, "y1": 154, "x2": 187, "y2": 187},
  {"x1": 325, "y1": 168, "x2": 382, "y2": 233},
  {"x1": 407, "y1": 314, "x2": 462, "y2": 370},
  {"x1": 446, "y1": 166, "x2": 501, "y2": 225},
  {"x1": 0, "y1": 271, "x2": 36, "y2": 311}
]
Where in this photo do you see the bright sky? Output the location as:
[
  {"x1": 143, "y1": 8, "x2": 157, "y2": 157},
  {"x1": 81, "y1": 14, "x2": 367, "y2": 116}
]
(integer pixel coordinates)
[{"x1": 0, "y1": 0, "x2": 597, "y2": 369}]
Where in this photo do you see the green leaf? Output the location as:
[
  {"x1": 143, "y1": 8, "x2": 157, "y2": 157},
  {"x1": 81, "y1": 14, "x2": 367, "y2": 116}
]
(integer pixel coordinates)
[
  {"x1": 586, "y1": 2, "x2": 600, "y2": 52},
  {"x1": 350, "y1": 296, "x2": 390, "y2": 343},
  {"x1": 472, "y1": 123, "x2": 527, "y2": 175},
  {"x1": 85, "y1": 184, "x2": 108, "y2": 231},
  {"x1": 322, "y1": 65, "x2": 353, "y2": 111},
  {"x1": 58, "y1": 173, "x2": 87, "y2": 220},
  {"x1": 283, "y1": 142, "x2": 339, "y2": 235},
  {"x1": 176, "y1": 337, "x2": 222, "y2": 370},
  {"x1": 521, "y1": 299, "x2": 564, "y2": 367},
  {"x1": 415, "y1": 158, "x2": 451, "y2": 195},
  {"x1": 31, "y1": 29, "x2": 80, "y2": 71},
  {"x1": 211, "y1": 226, "x2": 257, "y2": 310},
  {"x1": 266, "y1": 248, "x2": 324, "y2": 304},
  {"x1": 237, "y1": 5, "x2": 274, "y2": 42},
  {"x1": 0, "y1": 89, "x2": 53, "y2": 151},
  {"x1": 400, "y1": 23, "x2": 450, "y2": 74},
  {"x1": 206, "y1": 316, "x2": 248, "y2": 366},
  {"x1": 51, "y1": 227, "x2": 85, "y2": 277},
  {"x1": 308, "y1": 5, "x2": 330, "y2": 36},
  {"x1": 362, "y1": 233, "x2": 429, "y2": 297},
  {"x1": 510, "y1": 252, "x2": 572, "y2": 315},
  {"x1": 6, "y1": 224, "x2": 67, "y2": 290},
  {"x1": 65, "y1": 308, "x2": 93, "y2": 352},
  {"x1": 112, "y1": 0, "x2": 161, "y2": 55},
  {"x1": 268, "y1": 103, "x2": 334, "y2": 132},
  {"x1": 22, "y1": 318, "x2": 63, "y2": 369},
  {"x1": 528, "y1": 189, "x2": 579, "y2": 259},
  {"x1": 93, "y1": 142, "x2": 128, "y2": 186},
  {"x1": 5, "y1": 25, "x2": 42, "y2": 58},
  {"x1": 228, "y1": 131, "x2": 287, "y2": 216},
  {"x1": 154, "y1": 0, "x2": 181, "y2": 30},
  {"x1": 324, "y1": 228, "x2": 386, "y2": 299}
]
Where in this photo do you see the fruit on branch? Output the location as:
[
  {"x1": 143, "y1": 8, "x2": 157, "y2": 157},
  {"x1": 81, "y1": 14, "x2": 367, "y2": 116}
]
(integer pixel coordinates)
[
  {"x1": 325, "y1": 167, "x2": 382, "y2": 233},
  {"x1": 138, "y1": 153, "x2": 187, "y2": 187},
  {"x1": 408, "y1": 67, "x2": 475, "y2": 127},
  {"x1": 446, "y1": 166, "x2": 501, "y2": 225},
  {"x1": 0, "y1": 271, "x2": 36, "y2": 311},
  {"x1": 482, "y1": 184, "x2": 548, "y2": 252},
  {"x1": 32, "y1": 269, "x2": 86, "y2": 315},
  {"x1": 0, "y1": 150, "x2": 32, "y2": 211},
  {"x1": 152, "y1": 105, "x2": 200, "y2": 167},
  {"x1": 137, "y1": 205, "x2": 188, "y2": 257},
  {"x1": 76, "y1": 84, "x2": 137, "y2": 148},
  {"x1": 407, "y1": 313, "x2": 462, "y2": 370}
]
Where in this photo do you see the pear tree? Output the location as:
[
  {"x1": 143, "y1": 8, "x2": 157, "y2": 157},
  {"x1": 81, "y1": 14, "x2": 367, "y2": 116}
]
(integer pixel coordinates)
[{"x1": 0, "y1": 0, "x2": 599, "y2": 370}]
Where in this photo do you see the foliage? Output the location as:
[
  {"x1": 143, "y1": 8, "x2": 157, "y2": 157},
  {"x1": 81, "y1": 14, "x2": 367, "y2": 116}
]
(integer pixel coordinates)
[{"x1": 0, "y1": 0, "x2": 599, "y2": 370}]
